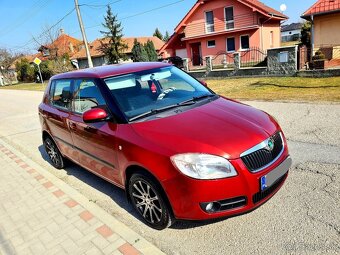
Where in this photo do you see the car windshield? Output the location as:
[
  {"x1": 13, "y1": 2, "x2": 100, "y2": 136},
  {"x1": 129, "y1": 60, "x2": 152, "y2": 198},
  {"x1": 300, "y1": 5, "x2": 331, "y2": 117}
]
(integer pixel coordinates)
[{"x1": 103, "y1": 66, "x2": 215, "y2": 121}]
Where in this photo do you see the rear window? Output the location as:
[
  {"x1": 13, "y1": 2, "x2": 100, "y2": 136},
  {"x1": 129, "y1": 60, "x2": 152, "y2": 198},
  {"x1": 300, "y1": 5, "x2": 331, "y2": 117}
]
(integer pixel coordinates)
[{"x1": 50, "y1": 80, "x2": 72, "y2": 110}]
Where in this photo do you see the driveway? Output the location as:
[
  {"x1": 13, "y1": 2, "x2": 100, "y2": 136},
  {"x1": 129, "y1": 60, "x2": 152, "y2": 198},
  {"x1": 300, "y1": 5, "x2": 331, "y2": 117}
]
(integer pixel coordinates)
[{"x1": 0, "y1": 89, "x2": 339, "y2": 255}]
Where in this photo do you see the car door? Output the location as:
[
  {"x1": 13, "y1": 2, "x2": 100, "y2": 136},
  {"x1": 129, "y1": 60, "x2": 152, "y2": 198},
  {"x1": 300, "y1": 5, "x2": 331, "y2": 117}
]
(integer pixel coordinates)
[
  {"x1": 44, "y1": 79, "x2": 78, "y2": 162},
  {"x1": 68, "y1": 78, "x2": 120, "y2": 185}
]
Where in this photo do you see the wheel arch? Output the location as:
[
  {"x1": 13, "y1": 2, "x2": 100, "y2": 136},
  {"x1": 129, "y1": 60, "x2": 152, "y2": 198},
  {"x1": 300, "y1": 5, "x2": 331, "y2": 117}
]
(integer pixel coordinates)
[{"x1": 124, "y1": 165, "x2": 175, "y2": 218}]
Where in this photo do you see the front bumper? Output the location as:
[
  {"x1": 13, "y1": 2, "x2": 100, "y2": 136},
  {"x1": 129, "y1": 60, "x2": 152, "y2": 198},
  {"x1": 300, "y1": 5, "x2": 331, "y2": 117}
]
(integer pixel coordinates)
[{"x1": 163, "y1": 150, "x2": 292, "y2": 220}]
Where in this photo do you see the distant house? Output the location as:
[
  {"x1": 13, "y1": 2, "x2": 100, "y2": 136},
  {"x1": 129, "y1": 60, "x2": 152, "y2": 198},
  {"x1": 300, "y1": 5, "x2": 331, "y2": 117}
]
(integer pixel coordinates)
[
  {"x1": 14, "y1": 29, "x2": 83, "y2": 65},
  {"x1": 281, "y1": 23, "x2": 302, "y2": 42},
  {"x1": 160, "y1": 0, "x2": 287, "y2": 67},
  {"x1": 301, "y1": 0, "x2": 340, "y2": 68},
  {"x1": 37, "y1": 29, "x2": 83, "y2": 60},
  {"x1": 71, "y1": 37, "x2": 165, "y2": 69}
]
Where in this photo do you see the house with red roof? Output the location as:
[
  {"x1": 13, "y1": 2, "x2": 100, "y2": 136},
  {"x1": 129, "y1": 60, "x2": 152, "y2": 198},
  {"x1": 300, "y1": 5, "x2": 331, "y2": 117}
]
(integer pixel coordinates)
[
  {"x1": 71, "y1": 37, "x2": 165, "y2": 69},
  {"x1": 160, "y1": 0, "x2": 287, "y2": 67},
  {"x1": 302, "y1": 0, "x2": 340, "y2": 47},
  {"x1": 302, "y1": 0, "x2": 340, "y2": 68},
  {"x1": 15, "y1": 29, "x2": 83, "y2": 65},
  {"x1": 37, "y1": 29, "x2": 83, "y2": 60}
]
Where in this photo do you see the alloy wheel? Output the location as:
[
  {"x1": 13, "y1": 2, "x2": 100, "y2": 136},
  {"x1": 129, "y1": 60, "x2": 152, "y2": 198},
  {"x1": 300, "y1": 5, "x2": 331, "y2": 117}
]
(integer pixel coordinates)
[
  {"x1": 132, "y1": 180, "x2": 163, "y2": 224},
  {"x1": 44, "y1": 137, "x2": 64, "y2": 169},
  {"x1": 129, "y1": 174, "x2": 173, "y2": 229}
]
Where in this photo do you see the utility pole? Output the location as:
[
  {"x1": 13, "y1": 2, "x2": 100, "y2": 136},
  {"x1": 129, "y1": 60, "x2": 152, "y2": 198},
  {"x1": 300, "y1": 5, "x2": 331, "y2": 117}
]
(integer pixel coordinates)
[{"x1": 74, "y1": 0, "x2": 93, "y2": 68}]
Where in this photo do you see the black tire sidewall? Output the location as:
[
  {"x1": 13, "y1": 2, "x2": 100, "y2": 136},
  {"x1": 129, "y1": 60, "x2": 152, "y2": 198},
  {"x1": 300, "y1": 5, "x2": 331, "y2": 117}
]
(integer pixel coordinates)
[
  {"x1": 44, "y1": 137, "x2": 65, "y2": 169},
  {"x1": 128, "y1": 174, "x2": 172, "y2": 230}
]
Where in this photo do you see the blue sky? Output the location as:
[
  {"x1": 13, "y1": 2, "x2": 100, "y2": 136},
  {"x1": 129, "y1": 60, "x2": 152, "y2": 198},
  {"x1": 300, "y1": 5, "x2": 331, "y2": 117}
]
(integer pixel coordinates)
[{"x1": 0, "y1": 0, "x2": 316, "y2": 54}]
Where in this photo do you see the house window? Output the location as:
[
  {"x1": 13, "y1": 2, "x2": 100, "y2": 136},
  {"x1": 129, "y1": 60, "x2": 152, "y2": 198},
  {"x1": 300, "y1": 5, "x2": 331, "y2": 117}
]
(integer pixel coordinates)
[
  {"x1": 240, "y1": 35, "x2": 250, "y2": 50},
  {"x1": 42, "y1": 49, "x2": 50, "y2": 57},
  {"x1": 205, "y1": 11, "x2": 214, "y2": 33},
  {"x1": 207, "y1": 40, "x2": 216, "y2": 48},
  {"x1": 227, "y1": 37, "x2": 235, "y2": 52},
  {"x1": 270, "y1": 31, "x2": 274, "y2": 48},
  {"x1": 225, "y1": 7, "x2": 234, "y2": 30}
]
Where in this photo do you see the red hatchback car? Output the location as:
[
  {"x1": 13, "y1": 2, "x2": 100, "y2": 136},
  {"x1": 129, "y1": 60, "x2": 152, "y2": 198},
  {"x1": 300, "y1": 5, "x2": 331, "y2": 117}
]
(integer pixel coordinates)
[{"x1": 39, "y1": 62, "x2": 291, "y2": 229}]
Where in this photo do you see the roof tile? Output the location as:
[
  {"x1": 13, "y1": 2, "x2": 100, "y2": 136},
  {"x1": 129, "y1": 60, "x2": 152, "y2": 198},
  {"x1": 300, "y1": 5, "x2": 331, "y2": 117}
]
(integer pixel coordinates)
[{"x1": 302, "y1": 0, "x2": 340, "y2": 17}]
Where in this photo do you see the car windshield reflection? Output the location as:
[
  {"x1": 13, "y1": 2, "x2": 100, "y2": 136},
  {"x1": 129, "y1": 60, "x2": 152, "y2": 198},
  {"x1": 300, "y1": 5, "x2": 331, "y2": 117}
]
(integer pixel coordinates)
[{"x1": 104, "y1": 66, "x2": 214, "y2": 121}]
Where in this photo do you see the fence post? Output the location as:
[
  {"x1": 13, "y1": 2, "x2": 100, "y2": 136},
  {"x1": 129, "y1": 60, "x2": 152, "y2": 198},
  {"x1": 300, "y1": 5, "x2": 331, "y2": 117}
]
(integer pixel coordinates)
[
  {"x1": 233, "y1": 52, "x2": 240, "y2": 69},
  {"x1": 222, "y1": 54, "x2": 227, "y2": 68},
  {"x1": 183, "y1": 58, "x2": 189, "y2": 72},
  {"x1": 205, "y1": 56, "x2": 212, "y2": 72}
]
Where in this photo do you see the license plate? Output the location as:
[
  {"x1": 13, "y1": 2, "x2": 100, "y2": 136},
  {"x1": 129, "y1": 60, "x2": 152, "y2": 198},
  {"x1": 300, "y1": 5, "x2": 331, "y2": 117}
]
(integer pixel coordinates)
[{"x1": 260, "y1": 156, "x2": 292, "y2": 191}]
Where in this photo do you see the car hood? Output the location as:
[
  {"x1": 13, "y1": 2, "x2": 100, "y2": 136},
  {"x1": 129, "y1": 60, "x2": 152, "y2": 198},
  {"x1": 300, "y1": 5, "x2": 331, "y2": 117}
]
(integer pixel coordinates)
[{"x1": 130, "y1": 98, "x2": 279, "y2": 159}]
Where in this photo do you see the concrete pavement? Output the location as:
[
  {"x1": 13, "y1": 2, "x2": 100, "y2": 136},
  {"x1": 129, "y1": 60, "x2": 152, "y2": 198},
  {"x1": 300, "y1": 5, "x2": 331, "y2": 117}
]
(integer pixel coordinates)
[
  {"x1": 0, "y1": 89, "x2": 339, "y2": 255},
  {"x1": 0, "y1": 139, "x2": 164, "y2": 255}
]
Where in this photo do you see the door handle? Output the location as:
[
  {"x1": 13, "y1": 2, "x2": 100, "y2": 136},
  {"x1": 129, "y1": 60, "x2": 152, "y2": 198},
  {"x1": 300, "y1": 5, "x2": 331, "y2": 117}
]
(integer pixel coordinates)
[
  {"x1": 84, "y1": 125, "x2": 96, "y2": 132},
  {"x1": 69, "y1": 122, "x2": 77, "y2": 131}
]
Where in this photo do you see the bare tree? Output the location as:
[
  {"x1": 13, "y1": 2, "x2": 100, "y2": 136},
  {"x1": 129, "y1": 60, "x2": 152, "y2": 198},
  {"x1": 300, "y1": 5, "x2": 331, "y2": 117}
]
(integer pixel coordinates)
[
  {"x1": 0, "y1": 48, "x2": 20, "y2": 85},
  {"x1": 31, "y1": 24, "x2": 73, "y2": 74}
]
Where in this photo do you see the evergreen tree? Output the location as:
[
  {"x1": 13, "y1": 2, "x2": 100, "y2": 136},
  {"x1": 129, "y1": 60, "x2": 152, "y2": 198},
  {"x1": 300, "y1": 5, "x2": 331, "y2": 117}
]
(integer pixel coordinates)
[
  {"x1": 144, "y1": 40, "x2": 158, "y2": 61},
  {"x1": 153, "y1": 28, "x2": 163, "y2": 41},
  {"x1": 100, "y1": 5, "x2": 128, "y2": 64},
  {"x1": 300, "y1": 21, "x2": 312, "y2": 47},
  {"x1": 163, "y1": 31, "x2": 170, "y2": 42},
  {"x1": 131, "y1": 39, "x2": 149, "y2": 62}
]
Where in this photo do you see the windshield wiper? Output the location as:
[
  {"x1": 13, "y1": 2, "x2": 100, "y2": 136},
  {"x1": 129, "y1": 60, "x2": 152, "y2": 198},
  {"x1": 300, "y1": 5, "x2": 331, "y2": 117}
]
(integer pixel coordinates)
[
  {"x1": 129, "y1": 101, "x2": 195, "y2": 122},
  {"x1": 179, "y1": 94, "x2": 217, "y2": 105}
]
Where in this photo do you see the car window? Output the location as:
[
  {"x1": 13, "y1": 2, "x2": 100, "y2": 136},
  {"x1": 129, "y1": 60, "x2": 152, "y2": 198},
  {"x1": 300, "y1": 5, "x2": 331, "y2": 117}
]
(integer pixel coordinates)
[
  {"x1": 104, "y1": 66, "x2": 212, "y2": 120},
  {"x1": 50, "y1": 80, "x2": 72, "y2": 110},
  {"x1": 73, "y1": 79, "x2": 106, "y2": 114}
]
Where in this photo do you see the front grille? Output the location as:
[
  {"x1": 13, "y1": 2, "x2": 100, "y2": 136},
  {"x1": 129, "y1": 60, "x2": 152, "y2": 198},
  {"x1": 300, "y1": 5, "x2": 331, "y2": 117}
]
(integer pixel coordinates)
[
  {"x1": 241, "y1": 132, "x2": 283, "y2": 172},
  {"x1": 252, "y1": 173, "x2": 287, "y2": 204}
]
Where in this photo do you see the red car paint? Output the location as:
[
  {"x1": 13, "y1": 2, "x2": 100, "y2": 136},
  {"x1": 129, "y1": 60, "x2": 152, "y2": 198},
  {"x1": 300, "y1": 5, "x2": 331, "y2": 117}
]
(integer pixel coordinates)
[{"x1": 39, "y1": 62, "x2": 290, "y2": 222}]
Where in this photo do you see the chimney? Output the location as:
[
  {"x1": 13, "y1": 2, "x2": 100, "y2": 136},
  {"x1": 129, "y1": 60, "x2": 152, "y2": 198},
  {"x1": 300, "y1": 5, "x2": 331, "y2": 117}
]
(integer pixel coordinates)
[
  {"x1": 60, "y1": 28, "x2": 65, "y2": 35},
  {"x1": 69, "y1": 42, "x2": 74, "y2": 53}
]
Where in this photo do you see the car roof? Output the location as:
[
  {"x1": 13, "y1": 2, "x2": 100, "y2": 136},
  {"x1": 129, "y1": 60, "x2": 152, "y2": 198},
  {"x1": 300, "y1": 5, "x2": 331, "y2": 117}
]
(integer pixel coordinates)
[{"x1": 51, "y1": 62, "x2": 172, "y2": 80}]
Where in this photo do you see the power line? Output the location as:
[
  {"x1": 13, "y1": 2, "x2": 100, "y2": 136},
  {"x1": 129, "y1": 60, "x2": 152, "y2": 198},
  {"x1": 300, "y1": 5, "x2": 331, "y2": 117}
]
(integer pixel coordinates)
[
  {"x1": 80, "y1": 0, "x2": 184, "y2": 31},
  {"x1": 79, "y1": 0, "x2": 122, "y2": 9},
  {"x1": 120, "y1": 0, "x2": 184, "y2": 21},
  {"x1": 12, "y1": 7, "x2": 76, "y2": 52},
  {"x1": 0, "y1": 0, "x2": 54, "y2": 39}
]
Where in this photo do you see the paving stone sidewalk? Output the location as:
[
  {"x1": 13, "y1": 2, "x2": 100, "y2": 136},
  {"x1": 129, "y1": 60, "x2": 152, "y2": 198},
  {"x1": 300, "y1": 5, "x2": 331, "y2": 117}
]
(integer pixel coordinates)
[{"x1": 0, "y1": 140, "x2": 164, "y2": 255}]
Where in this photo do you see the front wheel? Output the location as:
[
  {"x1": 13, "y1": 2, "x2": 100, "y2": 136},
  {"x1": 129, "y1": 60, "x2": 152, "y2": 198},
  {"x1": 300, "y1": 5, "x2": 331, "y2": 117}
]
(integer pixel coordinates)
[
  {"x1": 43, "y1": 136, "x2": 66, "y2": 169},
  {"x1": 128, "y1": 174, "x2": 174, "y2": 230}
]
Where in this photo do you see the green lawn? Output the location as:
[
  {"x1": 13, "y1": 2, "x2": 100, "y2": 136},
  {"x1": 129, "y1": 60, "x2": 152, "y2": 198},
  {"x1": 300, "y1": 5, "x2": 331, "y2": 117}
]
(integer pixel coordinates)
[
  {"x1": 2, "y1": 77, "x2": 340, "y2": 102},
  {"x1": 0, "y1": 82, "x2": 47, "y2": 91},
  {"x1": 206, "y1": 76, "x2": 340, "y2": 102}
]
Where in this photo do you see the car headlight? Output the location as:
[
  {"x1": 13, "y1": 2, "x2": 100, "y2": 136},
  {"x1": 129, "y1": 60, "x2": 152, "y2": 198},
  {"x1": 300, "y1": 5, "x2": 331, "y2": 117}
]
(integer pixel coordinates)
[{"x1": 170, "y1": 153, "x2": 237, "y2": 180}]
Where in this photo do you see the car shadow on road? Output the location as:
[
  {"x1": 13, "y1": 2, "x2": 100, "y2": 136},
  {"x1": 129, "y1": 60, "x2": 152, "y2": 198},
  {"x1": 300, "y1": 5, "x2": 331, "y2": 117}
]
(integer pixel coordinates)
[{"x1": 38, "y1": 145, "x2": 230, "y2": 230}]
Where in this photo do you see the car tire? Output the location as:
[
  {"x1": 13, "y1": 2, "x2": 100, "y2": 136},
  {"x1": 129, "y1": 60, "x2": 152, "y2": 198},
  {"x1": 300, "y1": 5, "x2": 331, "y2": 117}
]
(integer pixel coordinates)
[
  {"x1": 128, "y1": 173, "x2": 174, "y2": 230},
  {"x1": 43, "y1": 136, "x2": 66, "y2": 169}
]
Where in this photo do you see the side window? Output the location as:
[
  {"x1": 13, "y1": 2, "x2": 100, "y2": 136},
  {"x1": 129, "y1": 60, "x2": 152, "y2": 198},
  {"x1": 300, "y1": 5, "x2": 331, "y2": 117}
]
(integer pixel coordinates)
[
  {"x1": 50, "y1": 80, "x2": 72, "y2": 110},
  {"x1": 73, "y1": 79, "x2": 106, "y2": 114}
]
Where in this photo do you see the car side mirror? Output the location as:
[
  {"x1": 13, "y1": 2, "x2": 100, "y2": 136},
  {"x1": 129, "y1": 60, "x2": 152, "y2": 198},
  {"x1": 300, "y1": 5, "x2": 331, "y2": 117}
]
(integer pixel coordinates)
[
  {"x1": 200, "y1": 80, "x2": 208, "y2": 87},
  {"x1": 83, "y1": 108, "x2": 109, "y2": 123}
]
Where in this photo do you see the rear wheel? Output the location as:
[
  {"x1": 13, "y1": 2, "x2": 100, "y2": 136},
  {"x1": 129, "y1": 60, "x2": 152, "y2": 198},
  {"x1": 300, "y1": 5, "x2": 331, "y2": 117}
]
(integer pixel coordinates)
[
  {"x1": 128, "y1": 174, "x2": 173, "y2": 230},
  {"x1": 43, "y1": 137, "x2": 66, "y2": 169}
]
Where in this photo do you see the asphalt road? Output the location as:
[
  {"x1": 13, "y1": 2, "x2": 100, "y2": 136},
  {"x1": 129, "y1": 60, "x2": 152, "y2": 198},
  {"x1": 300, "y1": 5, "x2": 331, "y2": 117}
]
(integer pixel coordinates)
[{"x1": 0, "y1": 89, "x2": 339, "y2": 255}]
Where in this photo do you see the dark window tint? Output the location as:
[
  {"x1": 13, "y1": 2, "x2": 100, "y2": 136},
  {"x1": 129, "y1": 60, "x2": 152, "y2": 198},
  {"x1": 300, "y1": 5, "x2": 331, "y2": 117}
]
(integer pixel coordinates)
[
  {"x1": 50, "y1": 80, "x2": 72, "y2": 110},
  {"x1": 205, "y1": 11, "x2": 214, "y2": 33},
  {"x1": 241, "y1": 35, "x2": 250, "y2": 49},
  {"x1": 207, "y1": 40, "x2": 216, "y2": 47},
  {"x1": 73, "y1": 79, "x2": 106, "y2": 114},
  {"x1": 227, "y1": 37, "x2": 235, "y2": 52},
  {"x1": 225, "y1": 7, "x2": 234, "y2": 29}
]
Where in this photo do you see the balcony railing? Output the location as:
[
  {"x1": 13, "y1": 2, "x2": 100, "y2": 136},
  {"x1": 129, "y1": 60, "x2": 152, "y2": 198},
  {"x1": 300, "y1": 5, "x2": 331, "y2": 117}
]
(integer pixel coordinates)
[{"x1": 184, "y1": 13, "x2": 259, "y2": 39}]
